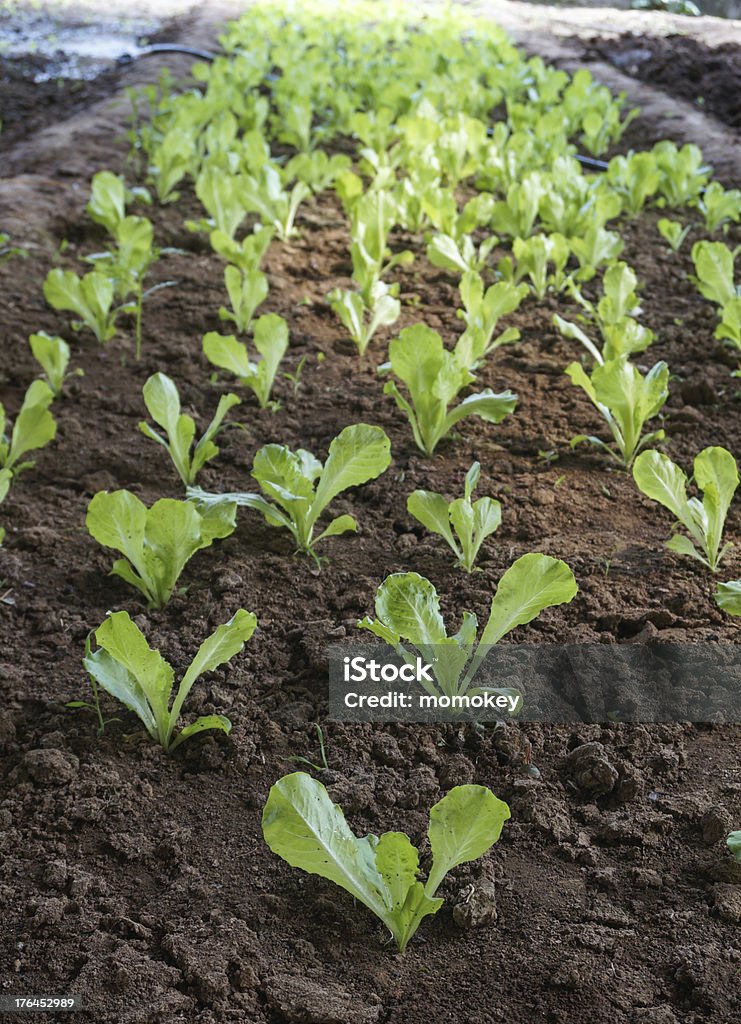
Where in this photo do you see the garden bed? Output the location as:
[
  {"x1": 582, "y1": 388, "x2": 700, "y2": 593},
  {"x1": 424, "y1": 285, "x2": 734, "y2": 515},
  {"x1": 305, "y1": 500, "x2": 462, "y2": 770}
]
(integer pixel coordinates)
[{"x1": 0, "y1": 3, "x2": 740, "y2": 1023}]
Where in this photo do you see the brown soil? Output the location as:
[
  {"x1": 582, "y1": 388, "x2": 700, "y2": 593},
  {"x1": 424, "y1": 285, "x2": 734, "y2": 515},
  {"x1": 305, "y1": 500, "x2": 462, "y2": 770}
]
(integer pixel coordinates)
[
  {"x1": 583, "y1": 34, "x2": 741, "y2": 130},
  {"x1": 0, "y1": 14, "x2": 740, "y2": 1024},
  {"x1": 0, "y1": 56, "x2": 125, "y2": 153}
]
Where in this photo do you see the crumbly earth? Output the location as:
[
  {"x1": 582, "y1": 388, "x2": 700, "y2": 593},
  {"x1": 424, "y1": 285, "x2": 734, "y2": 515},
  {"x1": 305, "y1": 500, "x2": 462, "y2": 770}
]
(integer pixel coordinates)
[{"x1": 0, "y1": 6, "x2": 740, "y2": 1024}]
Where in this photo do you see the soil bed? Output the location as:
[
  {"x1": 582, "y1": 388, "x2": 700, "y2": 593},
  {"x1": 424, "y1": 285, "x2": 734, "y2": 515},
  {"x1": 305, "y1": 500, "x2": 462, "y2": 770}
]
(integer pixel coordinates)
[
  {"x1": 582, "y1": 33, "x2": 741, "y2": 130},
  {"x1": 0, "y1": 8, "x2": 740, "y2": 1024}
]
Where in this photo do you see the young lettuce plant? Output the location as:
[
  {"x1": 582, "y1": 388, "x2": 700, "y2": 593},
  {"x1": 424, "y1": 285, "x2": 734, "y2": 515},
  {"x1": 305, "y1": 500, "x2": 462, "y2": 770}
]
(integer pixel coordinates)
[
  {"x1": 189, "y1": 423, "x2": 391, "y2": 565},
  {"x1": 218, "y1": 266, "x2": 268, "y2": 334},
  {"x1": 83, "y1": 608, "x2": 256, "y2": 752},
  {"x1": 85, "y1": 215, "x2": 170, "y2": 359},
  {"x1": 408, "y1": 462, "x2": 500, "y2": 572},
  {"x1": 697, "y1": 182, "x2": 741, "y2": 235},
  {"x1": 194, "y1": 166, "x2": 249, "y2": 238},
  {"x1": 657, "y1": 219, "x2": 691, "y2": 254},
  {"x1": 285, "y1": 151, "x2": 351, "y2": 193},
  {"x1": 210, "y1": 224, "x2": 273, "y2": 273},
  {"x1": 263, "y1": 772, "x2": 510, "y2": 954},
  {"x1": 690, "y1": 241, "x2": 740, "y2": 353},
  {"x1": 242, "y1": 165, "x2": 312, "y2": 242},
  {"x1": 43, "y1": 269, "x2": 119, "y2": 345},
  {"x1": 86, "y1": 170, "x2": 150, "y2": 237},
  {"x1": 504, "y1": 234, "x2": 570, "y2": 300},
  {"x1": 426, "y1": 232, "x2": 498, "y2": 277},
  {"x1": 0, "y1": 231, "x2": 25, "y2": 262},
  {"x1": 714, "y1": 580, "x2": 741, "y2": 615},
  {"x1": 349, "y1": 189, "x2": 413, "y2": 307},
  {"x1": 382, "y1": 325, "x2": 517, "y2": 456},
  {"x1": 454, "y1": 273, "x2": 528, "y2": 370},
  {"x1": 690, "y1": 241, "x2": 739, "y2": 310},
  {"x1": 633, "y1": 446, "x2": 738, "y2": 572},
  {"x1": 606, "y1": 152, "x2": 661, "y2": 217},
  {"x1": 148, "y1": 127, "x2": 194, "y2": 204},
  {"x1": 327, "y1": 281, "x2": 400, "y2": 357},
  {"x1": 569, "y1": 225, "x2": 624, "y2": 282},
  {"x1": 727, "y1": 831, "x2": 741, "y2": 862},
  {"x1": 29, "y1": 333, "x2": 83, "y2": 396},
  {"x1": 86, "y1": 490, "x2": 237, "y2": 608},
  {"x1": 359, "y1": 553, "x2": 578, "y2": 701},
  {"x1": 565, "y1": 356, "x2": 668, "y2": 468},
  {"x1": 554, "y1": 313, "x2": 654, "y2": 364},
  {"x1": 0, "y1": 379, "x2": 57, "y2": 488},
  {"x1": 557, "y1": 262, "x2": 655, "y2": 361},
  {"x1": 203, "y1": 313, "x2": 289, "y2": 410},
  {"x1": 139, "y1": 372, "x2": 240, "y2": 486}
]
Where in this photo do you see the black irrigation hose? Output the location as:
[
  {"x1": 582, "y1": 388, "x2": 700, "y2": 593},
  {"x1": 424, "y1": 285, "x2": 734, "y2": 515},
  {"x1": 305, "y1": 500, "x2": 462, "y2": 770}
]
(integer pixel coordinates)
[
  {"x1": 116, "y1": 43, "x2": 218, "y2": 65},
  {"x1": 119, "y1": 44, "x2": 613, "y2": 171}
]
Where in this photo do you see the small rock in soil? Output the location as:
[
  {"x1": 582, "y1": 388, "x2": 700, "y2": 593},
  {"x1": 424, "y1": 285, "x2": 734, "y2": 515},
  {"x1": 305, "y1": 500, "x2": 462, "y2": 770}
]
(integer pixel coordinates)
[
  {"x1": 22, "y1": 748, "x2": 79, "y2": 786},
  {"x1": 265, "y1": 973, "x2": 381, "y2": 1024},
  {"x1": 452, "y1": 880, "x2": 498, "y2": 929},
  {"x1": 563, "y1": 742, "x2": 618, "y2": 796},
  {"x1": 699, "y1": 806, "x2": 733, "y2": 844},
  {"x1": 438, "y1": 753, "x2": 476, "y2": 788},
  {"x1": 712, "y1": 883, "x2": 741, "y2": 923}
]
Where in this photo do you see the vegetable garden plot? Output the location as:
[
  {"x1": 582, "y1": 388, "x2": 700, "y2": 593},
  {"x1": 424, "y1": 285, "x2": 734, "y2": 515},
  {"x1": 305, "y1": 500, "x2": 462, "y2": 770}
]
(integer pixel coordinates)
[{"x1": 0, "y1": 2, "x2": 740, "y2": 1022}]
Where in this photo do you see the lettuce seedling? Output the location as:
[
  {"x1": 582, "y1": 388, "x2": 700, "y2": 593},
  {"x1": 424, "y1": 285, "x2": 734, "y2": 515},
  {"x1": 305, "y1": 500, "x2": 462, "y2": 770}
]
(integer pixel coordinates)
[
  {"x1": 569, "y1": 225, "x2": 624, "y2": 281},
  {"x1": 633, "y1": 446, "x2": 738, "y2": 572},
  {"x1": 86, "y1": 171, "x2": 150, "y2": 237},
  {"x1": 85, "y1": 215, "x2": 170, "y2": 359},
  {"x1": 242, "y1": 165, "x2": 312, "y2": 241},
  {"x1": 148, "y1": 127, "x2": 194, "y2": 204},
  {"x1": 559, "y1": 263, "x2": 655, "y2": 361},
  {"x1": 86, "y1": 171, "x2": 126, "y2": 236},
  {"x1": 86, "y1": 490, "x2": 237, "y2": 608},
  {"x1": 190, "y1": 423, "x2": 391, "y2": 564},
  {"x1": 0, "y1": 380, "x2": 57, "y2": 542},
  {"x1": 0, "y1": 231, "x2": 25, "y2": 263},
  {"x1": 716, "y1": 298, "x2": 741, "y2": 350},
  {"x1": 210, "y1": 225, "x2": 274, "y2": 273},
  {"x1": 606, "y1": 152, "x2": 660, "y2": 217},
  {"x1": 408, "y1": 462, "x2": 500, "y2": 572},
  {"x1": 654, "y1": 141, "x2": 709, "y2": 207},
  {"x1": 690, "y1": 241, "x2": 739, "y2": 309},
  {"x1": 359, "y1": 554, "x2": 577, "y2": 700},
  {"x1": 383, "y1": 324, "x2": 517, "y2": 455},
  {"x1": 426, "y1": 232, "x2": 498, "y2": 277},
  {"x1": 422, "y1": 190, "x2": 494, "y2": 246},
  {"x1": 263, "y1": 771, "x2": 510, "y2": 953},
  {"x1": 195, "y1": 166, "x2": 248, "y2": 238},
  {"x1": 698, "y1": 182, "x2": 741, "y2": 235},
  {"x1": 565, "y1": 357, "x2": 668, "y2": 468},
  {"x1": 43, "y1": 269, "x2": 119, "y2": 344},
  {"x1": 714, "y1": 580, "x2": 741, "y2": 615},
  {"x1": 139, "y1": 373, "x2": 240, "y2": 486},
  {"x1": 83, "y1": 608, "x2": 256, "y2": 752},
  {"x1": 29, "y1": 333, "x2": 83, "y2": 396},
  {"x1": 203, "y1": 313, "x2": 289, "y2": 409},
  {"x1": 327, "y1": 282, "x2": 400, "y2": 357},
  {"x1": 0, "y1": 380, "x2": 57, "y2": 477},
  {"x1": 554, "y1": 314, "x2": 653, "y2": 364},
  {"x1": 455, "y1": 273, "x2": 527, "y2": 370},
  {"x1": 349, "y1": 189, "x2": 413, "y2": 306},
  {"x1": 219, "y1": 266, "x2": 268, "y2": 334},
  {"x1": 507, "y1": 233, "x2": 570, "y2": 299},
  {"x1": 657, "y1": 219, "x2": 691, "y2": 254},
  {"x1": 728, "y1": 831, "x2": 741, "y2": 862},
  {"x1": 285, "y1": 151, "x2": 351, "y2": 193},
  {"x1": 489, "y1": 176, "x2": 541, "y2": 239}
]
